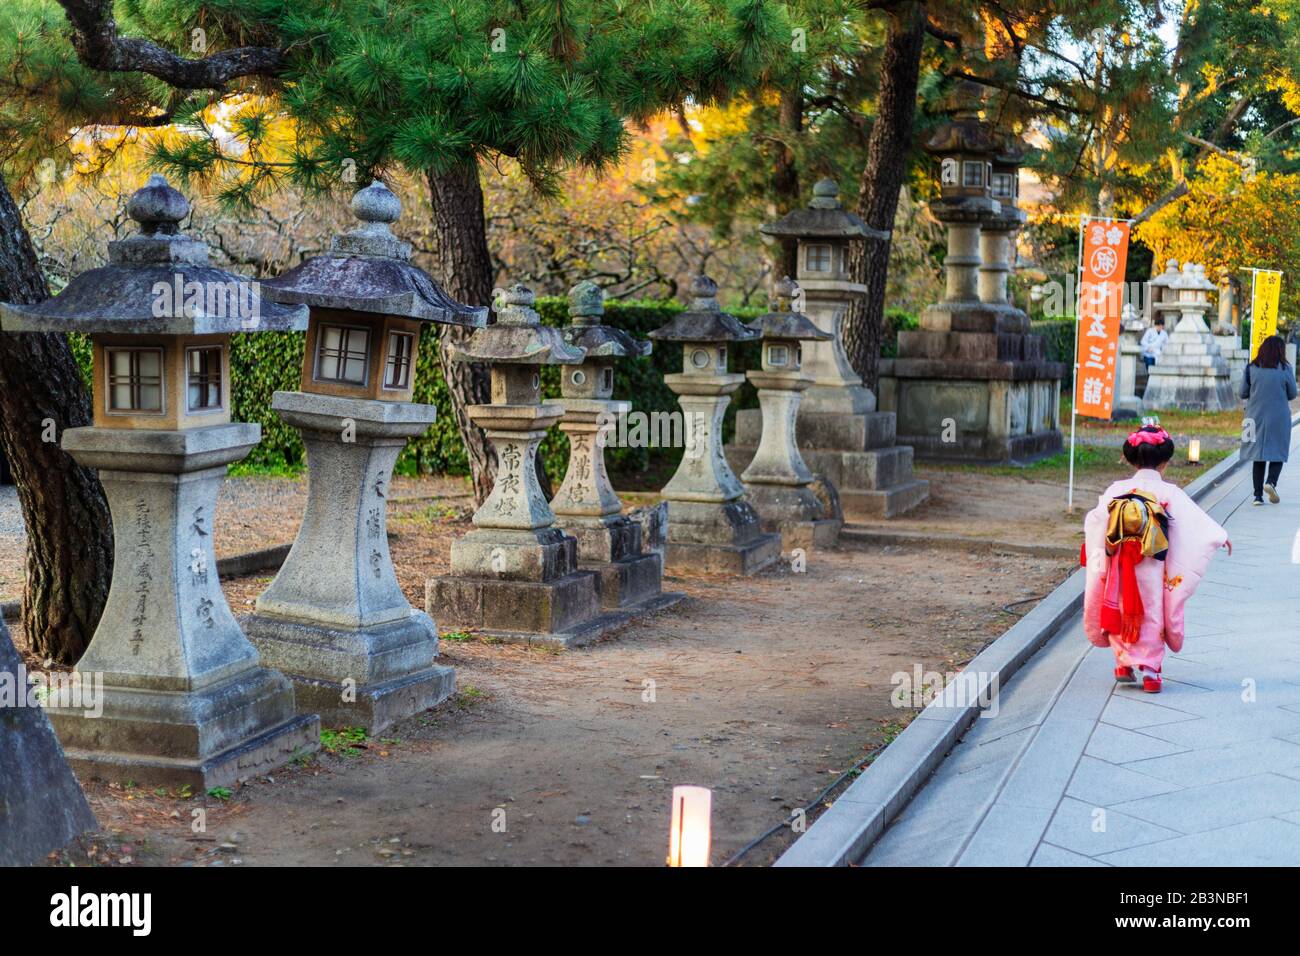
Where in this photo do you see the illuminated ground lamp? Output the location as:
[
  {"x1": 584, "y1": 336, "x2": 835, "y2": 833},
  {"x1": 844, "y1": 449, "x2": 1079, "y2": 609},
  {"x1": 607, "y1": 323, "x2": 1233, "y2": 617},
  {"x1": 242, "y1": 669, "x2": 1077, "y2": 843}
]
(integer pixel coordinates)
[
  {"x1": 667, "y1": 785, "x2": 712, "y2": 867},
  {"x1": 1188, "y1": 439, "x2": 1202, "y2": 465}
]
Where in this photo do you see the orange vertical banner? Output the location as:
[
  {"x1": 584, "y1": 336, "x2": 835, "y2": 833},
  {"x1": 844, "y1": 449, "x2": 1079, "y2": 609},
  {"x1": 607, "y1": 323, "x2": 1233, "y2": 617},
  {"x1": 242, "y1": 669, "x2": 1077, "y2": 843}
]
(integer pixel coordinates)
[{"x1": 1073, "y1": 219, "x2": 1131, "y2": 420}]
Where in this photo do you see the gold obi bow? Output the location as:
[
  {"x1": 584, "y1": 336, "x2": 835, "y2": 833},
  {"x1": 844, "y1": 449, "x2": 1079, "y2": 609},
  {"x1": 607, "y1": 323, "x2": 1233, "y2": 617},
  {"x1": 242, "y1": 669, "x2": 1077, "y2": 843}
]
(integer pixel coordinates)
[{"x1": 1105, "y1": 489, "x2": 1169, "y2": 559}]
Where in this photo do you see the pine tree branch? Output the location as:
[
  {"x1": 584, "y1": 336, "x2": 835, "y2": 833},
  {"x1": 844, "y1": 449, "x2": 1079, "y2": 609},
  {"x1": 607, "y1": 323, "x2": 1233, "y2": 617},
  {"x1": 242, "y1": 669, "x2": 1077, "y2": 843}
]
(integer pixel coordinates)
[{"x1": 56, "y1": 0, "x2": 285, "y2": 89}]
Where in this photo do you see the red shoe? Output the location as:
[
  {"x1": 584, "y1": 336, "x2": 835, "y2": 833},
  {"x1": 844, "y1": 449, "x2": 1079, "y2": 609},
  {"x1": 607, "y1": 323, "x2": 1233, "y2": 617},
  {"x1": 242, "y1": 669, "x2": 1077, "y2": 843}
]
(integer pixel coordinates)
[
  {"x1": 1142, "y1": 673, "x2": 1162, "y2": 693},
  {"x1": 1115, "y1": 666, "x2": 1136, "y2": 683}
]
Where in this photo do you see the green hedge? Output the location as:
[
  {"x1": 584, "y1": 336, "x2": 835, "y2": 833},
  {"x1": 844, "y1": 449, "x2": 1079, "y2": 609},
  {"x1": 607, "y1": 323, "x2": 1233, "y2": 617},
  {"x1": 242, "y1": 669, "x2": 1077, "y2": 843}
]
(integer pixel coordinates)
[
  {"x1": 70, "y1": 298, "x2": 765, "y2": 485},
  {"x1": 1030, "y1": 317, "x2": 1076, "y2": 387}
]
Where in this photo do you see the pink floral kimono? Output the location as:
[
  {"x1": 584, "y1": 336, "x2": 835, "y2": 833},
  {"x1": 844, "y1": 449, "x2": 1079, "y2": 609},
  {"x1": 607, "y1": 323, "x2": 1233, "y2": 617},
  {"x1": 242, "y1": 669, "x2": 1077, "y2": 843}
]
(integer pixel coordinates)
[{"x1": 1082, "y1": 468, "x2": 1228, "y2": 671}]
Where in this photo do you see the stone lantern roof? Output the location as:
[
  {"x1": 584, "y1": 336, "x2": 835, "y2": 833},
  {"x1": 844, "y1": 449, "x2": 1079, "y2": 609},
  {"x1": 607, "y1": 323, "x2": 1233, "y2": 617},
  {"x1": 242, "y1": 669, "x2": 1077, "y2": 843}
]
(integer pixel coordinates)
[
  {"x1": 759, "y1": 180, "x2": 886, "y2": 242},
  {"x1": 261, "y1": 180, "x2": 486, "y2": 327},
  {"x1": 561, "y1": 280, "x2": 651, "y2": 359},
  {"x1": 648, "y1": 275, "x2": 759, "y2": 343},
  {"x1": 0, "y1": 175, "x2": 308, "y2": 334},
  {"x1": 449, "y1": 284, "x2": 585, "y2": 365},
  {"x1": 924, "y1": 79, "x2": 998, "y2": 157},
  {"x1": 746, "y1": 278, "x2": 832, "y2": 341}
]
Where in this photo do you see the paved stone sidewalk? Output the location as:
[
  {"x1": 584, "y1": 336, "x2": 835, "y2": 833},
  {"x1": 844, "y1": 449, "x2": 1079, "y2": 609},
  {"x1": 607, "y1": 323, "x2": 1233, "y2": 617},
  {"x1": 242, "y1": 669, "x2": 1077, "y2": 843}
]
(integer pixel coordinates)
[{"x1": 863, "y1": 433, "x2": 1300, "y2": 867}]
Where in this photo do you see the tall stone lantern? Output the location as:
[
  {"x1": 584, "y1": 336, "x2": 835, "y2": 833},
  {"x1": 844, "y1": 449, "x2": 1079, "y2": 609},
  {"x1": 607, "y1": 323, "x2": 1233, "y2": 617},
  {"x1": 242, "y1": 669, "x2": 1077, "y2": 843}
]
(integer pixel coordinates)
[
  {"x1": 0, "y1": 175, "x2": 319, "y2": 787},
  {"x1": 650, "y1": 275, "x2": 780, "y2": 575},
  {"x1": 878, "y1": 85, "x2": 1064, "y2": 463},
  {"x1": 550, "y1": 281, "x2": 682, "y2": 614},
  {"x1": 728, "y1": 180, "x2": 929, "y2": 518},
  {"x1": 740, "y1": 277, "x2": 841, "y2": 549},
  {"x1": 425, "y1": 285, "x2": 624, "y2": 647},
  {"x1": 243, "y1": 181, "x2": 487, "y2": 733},
  {"x1": 1143, "y1": 263, "x2": 1235, "y2": 411}
]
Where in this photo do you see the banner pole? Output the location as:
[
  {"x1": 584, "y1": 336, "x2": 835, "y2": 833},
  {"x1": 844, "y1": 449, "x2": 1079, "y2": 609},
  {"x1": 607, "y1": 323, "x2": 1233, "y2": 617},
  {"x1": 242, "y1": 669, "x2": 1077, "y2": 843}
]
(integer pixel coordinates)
[{"x1": 1067, "y1": 215, "x2": 1089, "y2": 512}]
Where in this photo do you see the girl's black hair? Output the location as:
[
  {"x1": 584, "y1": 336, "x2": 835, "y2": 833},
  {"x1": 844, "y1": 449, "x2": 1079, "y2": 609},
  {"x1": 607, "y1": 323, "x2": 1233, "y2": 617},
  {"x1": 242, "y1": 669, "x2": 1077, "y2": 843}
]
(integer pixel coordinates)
[{"x1": 1122, "y1": 425, "x2": 1176, "y2": 469}]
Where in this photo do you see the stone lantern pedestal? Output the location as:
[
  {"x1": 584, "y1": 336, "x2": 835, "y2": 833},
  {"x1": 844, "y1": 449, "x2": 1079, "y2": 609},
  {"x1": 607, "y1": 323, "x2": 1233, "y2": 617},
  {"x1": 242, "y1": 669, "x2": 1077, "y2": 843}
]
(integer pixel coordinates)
[
  {"x1": 652, "y1": 276, "x2": 780, "y2": 575},
  {"x1": 1144, "y1": 264, "x2": 1236, "y2": 411},
  {"x1": 426, "y1": 286, "x2": 625, "y2": 647},
  {"x1": 56, "y1": 425, "x2": 320, "y2": 787},
  {"x1": 741, "y1": 278, "x2": 841, "y2": 549},
  {"x1": 242, "y1": 181, "x2": 485, "y2": 732},
  {"x1": 551, "y1": 282, "x2": 683, "y2": 613},
  {"x1": 244, "y1": 394, "x2": 454, "y2": 731},
  {"x1": 0, "y1": 176, "x2": 318, "y2": 787},
  {"x1": 729, "y1": 180, "x2": 928, "y2": 518}
]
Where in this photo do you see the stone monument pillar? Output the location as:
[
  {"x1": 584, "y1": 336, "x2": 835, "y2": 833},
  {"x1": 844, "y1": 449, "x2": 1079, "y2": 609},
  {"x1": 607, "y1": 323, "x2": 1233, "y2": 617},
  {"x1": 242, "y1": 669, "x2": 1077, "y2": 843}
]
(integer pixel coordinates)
[
  {"x1": 0, "y1": 617, "x2": 97, "y2": 864},
  {"x1": 1114, "y1": 303, "x2": 1146, "y2": 419},
  {"x1": 1143, "y1": 263, "x2": 1236, "y2": 411},
  {"x1": 551, "y1": 280, "x2": 682, "y2": 613},
  {"x1": 651, "y1": 275, "x2": 781, "y2": 575},
  {"x1": 741, "y1": 278, "x2": 842, "y2": 549},
  {"x1": 0, "y1": 176, "x2": 319, "y2": 787},
  {"x1": 878, "y1": 112, "x2": 1064, "y2": 463},
  {"x1": 728, "y1": 180, "x2": 929, "y2": 517},
  {"x1": 1209, "y1": 268, "x2": 1249, "y2": 392},
  {"x1": 426, "y1": 285, "x2": 624, "y2": 647},
  {"x1": 242, "y1": 181, "x2": 487, "y2": 733}
]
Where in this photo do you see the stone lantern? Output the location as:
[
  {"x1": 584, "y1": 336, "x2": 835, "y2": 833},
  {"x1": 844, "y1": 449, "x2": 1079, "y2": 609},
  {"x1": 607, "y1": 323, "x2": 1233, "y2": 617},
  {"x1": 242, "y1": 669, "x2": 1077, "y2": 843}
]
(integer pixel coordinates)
[
  {"x1": 878, "y1": 84, "x2": 1064, "y2": 463},
  {"x1": 728, "y1": 180, "x2": 928, "y2": 518},
  {"x1": 425, "y1": 285, "x2": 622, "y2": 647},
  {"x1": 550, "y1": 281, "x2": 682, "y2": 614},
  {"x1": 649, "y1": 275, "x2": 780, "y2": 575},
  {"x1": 740, "y1": 277, "x2": 841, "y2": 549},
  {"x1": 243, "y1": 181, "x2": 487, "y2": 733},
  {"x1": 0, "y1": 175, "x2": 319, "y2": 787},
  {"x1": 980, "y1": 141, "x2": 1027, "y2": 310},
  {"x1": 1145, "y1": 258, "x2": 1181, "y2": 326},
  {"x1": 1143, "y1": 263, "x2": 1235, "y2": 411}
]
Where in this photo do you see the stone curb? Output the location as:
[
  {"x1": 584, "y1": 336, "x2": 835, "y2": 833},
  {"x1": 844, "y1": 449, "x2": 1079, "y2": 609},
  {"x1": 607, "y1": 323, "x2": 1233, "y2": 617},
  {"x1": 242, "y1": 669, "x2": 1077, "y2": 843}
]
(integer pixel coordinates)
[
  {"x1": 840, "y1": 526, "x2": 1078, "y2": 560},
  {"x1": 774, "y1": 422, "x2": 1268, "y2": 868}
]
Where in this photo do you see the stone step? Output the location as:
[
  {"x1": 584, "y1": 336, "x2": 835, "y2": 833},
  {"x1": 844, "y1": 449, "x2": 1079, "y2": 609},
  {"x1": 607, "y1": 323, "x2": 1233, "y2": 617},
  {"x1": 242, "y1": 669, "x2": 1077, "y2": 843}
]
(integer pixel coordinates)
[{"x1": 839, "y1": 479, "x2": 931, "y2": 520}]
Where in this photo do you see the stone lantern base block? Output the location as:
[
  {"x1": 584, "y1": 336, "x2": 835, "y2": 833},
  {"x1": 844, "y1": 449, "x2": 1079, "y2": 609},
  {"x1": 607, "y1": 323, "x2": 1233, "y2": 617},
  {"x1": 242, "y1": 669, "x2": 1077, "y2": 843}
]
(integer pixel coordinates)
[
  {"x1": 555, "y1": 515, "x2": 684, "y2": 612},
  {"x1": 0, "y1": 620, "x2": 98, "y2": 865},
  {"x1": 744, "y1": 484, "x2": 842, "y2": 550},
  {"x1": 241, "y1": 610, "x2": 453, "y2": 734},
  {"x1": 663, "y1": 500, "x2": 781, "y2": 575},
  {"x1": 729, "y1": 407, "x2": 930, "y2": 518},
  {"x1": 47, "y1": 667, "x2": 320, "y2": 790}
]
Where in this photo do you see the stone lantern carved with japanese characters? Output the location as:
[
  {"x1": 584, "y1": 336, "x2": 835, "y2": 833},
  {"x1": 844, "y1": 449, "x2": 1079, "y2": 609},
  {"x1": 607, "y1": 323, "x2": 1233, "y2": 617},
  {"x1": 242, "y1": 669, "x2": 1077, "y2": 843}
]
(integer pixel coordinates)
[
  {"x1": 649, "y1": 275, "x2": 781, "y2": 575},
  {"x1": 0, "y1": 175, "x2": 319, "y2": 788},
  {"x1": 731, "y1": 179, "x2": 928, "y2": 518},
  {"x1": 741, "y1": 278, "x2": 842, "y2": 549},
  {"x1": 244, "y1": 180, "x2": 487, "y2": 733},
  {"x1": 550, "y1": 281, "x2": 683, "y2": 614},
  {"x1": 425, "y1": 284, "x2": 628, "y2": 647}
]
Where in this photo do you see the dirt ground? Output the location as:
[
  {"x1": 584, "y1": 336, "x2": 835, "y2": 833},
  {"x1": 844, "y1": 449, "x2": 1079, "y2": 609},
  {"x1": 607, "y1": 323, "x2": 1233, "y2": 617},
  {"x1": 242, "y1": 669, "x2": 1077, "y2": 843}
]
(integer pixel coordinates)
[{"x1": 7, "y1": 468, "x2": 1087, "y2": 868}]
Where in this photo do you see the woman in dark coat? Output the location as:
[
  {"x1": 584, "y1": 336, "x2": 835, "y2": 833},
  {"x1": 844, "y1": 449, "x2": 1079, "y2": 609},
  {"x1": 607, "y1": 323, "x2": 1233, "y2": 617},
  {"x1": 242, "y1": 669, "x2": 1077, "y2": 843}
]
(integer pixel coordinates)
[{"x1": 1241, "y1": 335, "x2": 1298, "y2": 505}]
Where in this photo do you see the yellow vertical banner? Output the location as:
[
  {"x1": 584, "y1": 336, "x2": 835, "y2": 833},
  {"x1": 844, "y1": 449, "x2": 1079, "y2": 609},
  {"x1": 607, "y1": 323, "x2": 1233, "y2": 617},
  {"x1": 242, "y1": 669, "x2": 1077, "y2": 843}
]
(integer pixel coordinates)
[{"x1": 1250, "y1": 269, "x2": 1283, "y2": 359}]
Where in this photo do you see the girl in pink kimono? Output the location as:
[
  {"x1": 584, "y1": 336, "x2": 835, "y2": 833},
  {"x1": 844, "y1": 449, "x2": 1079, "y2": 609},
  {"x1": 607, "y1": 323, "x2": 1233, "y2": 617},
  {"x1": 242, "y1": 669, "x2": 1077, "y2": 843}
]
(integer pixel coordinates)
[{"x1": 1082, "y1": 425, "x2": 1231, "y2": 693}]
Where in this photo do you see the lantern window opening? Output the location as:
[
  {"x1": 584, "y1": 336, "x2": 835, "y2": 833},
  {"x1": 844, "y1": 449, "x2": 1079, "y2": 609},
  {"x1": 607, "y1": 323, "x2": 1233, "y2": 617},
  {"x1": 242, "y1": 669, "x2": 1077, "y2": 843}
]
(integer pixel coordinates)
[
  {"x1": 805, "y1": 244, "x2": 833, "y2": 273},
  {"x1": 383, "y1": 330, "x2": 415, "y2": 390},
  {"x1": 602, "y1": 367, "x2": 613, "y2": 391},
  {"x1": 716, "y1": 347, "x2": 726, "y2": 369},
  {"x1": 768, "y1": 344, "x2": 789, "y2": 367},
  {"x1": 186, "y1": 346, "x2": 223, "y2": 412},
  {"x1": 316, "y1": 323, "x2": 372, "y2": 386},
  {"x1": 962, "y1": 161, "x2": 985, "y2": 188},
  {"x1": 571, "y1": 369, "x2": 586, "y2": 386},
  {"x1": 992, "y1": 172, "x2": 1016, "y2": 200},
  {"x1": 106, "y1": 346, "x2": 164, "y2": 414}
]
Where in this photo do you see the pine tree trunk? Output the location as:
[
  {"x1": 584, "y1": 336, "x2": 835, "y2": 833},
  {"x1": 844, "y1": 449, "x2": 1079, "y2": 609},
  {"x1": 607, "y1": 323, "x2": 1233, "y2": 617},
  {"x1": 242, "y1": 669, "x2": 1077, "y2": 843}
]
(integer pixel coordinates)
[
  {"x1": 0, "y1": 172, "x2": 112, "y2": 663},
  {"x1": 426, "y1": 165, "x2": 498, "y2": 505},
  {"x1": 842, "y1": 0, "x2": 927, "y2": 393},
  {"x1": 771, "y1": 90, "x2": 803, "y2": 278}
]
